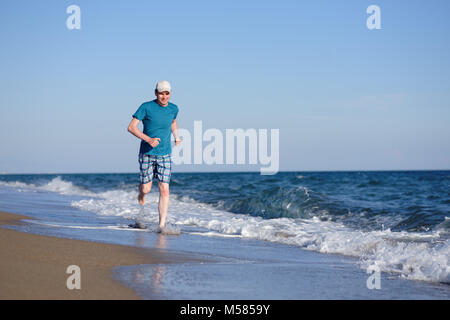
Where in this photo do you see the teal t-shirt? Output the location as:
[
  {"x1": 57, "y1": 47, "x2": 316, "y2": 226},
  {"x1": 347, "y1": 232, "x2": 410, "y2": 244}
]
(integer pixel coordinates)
[{"x1": 132, "y1": 100, "x2": 179, "y2": 156}]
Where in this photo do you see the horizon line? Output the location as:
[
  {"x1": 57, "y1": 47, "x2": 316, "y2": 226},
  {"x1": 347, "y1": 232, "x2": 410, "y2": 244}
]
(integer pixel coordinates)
[{"x1": 1, "y1": 168, "x2": 449, "y2": 175}]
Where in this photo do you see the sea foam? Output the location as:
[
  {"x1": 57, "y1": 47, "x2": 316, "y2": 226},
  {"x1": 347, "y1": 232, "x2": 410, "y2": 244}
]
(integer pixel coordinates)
[{"x1": 69, "y1": 186, "x2": 450, "y2": 284}]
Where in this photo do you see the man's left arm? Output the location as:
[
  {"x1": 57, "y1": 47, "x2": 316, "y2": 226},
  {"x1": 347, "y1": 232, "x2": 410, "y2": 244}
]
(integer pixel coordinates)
[{"x1": 172, "y1": 119, "x2": 181, "y2": 146}]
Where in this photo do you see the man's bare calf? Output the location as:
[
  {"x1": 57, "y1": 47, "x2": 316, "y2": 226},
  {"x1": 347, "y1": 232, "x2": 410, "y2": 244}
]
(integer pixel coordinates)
[
  {"x1": 157, "y1": 182, "x2": 170, "y2": 229},
  {"x1": 138, "y1": 181, "x2": 152, "y2": 205},
  {"x1": 138, "y1": 181, "x2": 170, "y2": 230}
]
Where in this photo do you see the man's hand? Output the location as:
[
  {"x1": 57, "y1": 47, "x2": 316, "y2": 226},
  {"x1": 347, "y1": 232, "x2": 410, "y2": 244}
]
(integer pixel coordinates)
[
  {"x1": 147, "y1": 137, "x2": 161, "y2": 147},
  {"x1": 172, "y1": 120, "x2": 181, "y2": 146}
]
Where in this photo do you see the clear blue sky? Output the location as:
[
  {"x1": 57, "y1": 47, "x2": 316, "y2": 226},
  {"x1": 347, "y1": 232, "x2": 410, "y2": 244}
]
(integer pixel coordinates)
[{"x1": 1, "y1": 0, "x2": 449, "y2": 173}]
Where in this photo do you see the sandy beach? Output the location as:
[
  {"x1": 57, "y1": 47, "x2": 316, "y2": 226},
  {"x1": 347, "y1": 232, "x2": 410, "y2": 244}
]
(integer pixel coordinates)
[{"x1": 0, "y1": 211, "x2": 189, "y2": 300}]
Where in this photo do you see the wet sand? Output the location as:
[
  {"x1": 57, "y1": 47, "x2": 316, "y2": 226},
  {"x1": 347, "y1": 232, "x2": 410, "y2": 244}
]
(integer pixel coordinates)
[{"x1": 0, "y1": 211, "x2": 189, "y2": 299}]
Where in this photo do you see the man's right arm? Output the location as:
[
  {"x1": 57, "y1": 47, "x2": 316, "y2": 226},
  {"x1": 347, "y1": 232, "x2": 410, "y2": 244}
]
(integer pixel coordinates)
[{"x1": 127, "y1": 117, "x2": 160, "y2": 147}]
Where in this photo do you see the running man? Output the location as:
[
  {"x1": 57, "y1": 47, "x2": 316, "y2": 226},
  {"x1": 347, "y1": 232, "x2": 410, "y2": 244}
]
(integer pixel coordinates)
[{"x1": 127, "y1": 80, "x2": 181, "y2": 232}]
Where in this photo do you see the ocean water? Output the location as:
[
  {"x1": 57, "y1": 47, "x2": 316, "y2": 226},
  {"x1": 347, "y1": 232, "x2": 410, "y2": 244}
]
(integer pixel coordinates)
[{"x1": 0, "y1": 171, "x2": 449, "y2": 287}]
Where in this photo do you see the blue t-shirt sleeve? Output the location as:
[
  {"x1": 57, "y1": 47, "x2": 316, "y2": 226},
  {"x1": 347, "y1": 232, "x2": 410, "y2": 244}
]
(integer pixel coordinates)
[
  {"x1": 132, "y1": 103, "x2": 146, "y2": 120},
  {"x1": 173, "y1": 106, "x2": 179, "y2": 119}
]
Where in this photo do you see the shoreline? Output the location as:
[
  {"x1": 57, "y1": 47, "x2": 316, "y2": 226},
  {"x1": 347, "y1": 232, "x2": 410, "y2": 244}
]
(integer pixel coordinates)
[
  {"x1": 1, "y1": 211, "x2": 449, "y2": 300},
  {"x1": 0, "y1": 211, "x2": 194, "y2": 300}
]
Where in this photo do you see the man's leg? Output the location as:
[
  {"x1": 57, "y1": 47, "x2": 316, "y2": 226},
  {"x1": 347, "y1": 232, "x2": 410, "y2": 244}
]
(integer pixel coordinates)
[
  {"x1": 157, "y1": 181, "x2": 170, "y2": 228},
  {"x1": 138, "y1": 154, "x2": 155, "y2": 206},
  {"x1": 138, "y1": 181, "x2": 152, "y2": 206}
]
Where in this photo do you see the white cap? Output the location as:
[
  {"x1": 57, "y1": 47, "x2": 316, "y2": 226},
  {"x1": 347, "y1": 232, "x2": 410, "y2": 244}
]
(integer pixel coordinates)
[{"x1": 156, "y1": 80, "x2": 171, "y2": 93}]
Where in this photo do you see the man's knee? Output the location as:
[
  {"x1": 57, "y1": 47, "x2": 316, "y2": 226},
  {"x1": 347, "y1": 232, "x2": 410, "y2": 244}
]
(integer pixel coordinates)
[
  {"x1": 158, "y1": 182, "x2": 170, "y2": 198},
  {"x1": 140, "y1": 182, "x2": 152, "y2": 194}
]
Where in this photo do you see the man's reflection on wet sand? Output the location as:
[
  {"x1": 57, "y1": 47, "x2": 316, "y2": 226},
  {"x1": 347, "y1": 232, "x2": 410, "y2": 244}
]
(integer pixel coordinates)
[
  {"x1": 151, "y1": 234, "x2": 167, "y2": 293},
  {"x1": 132, "y1": 230, "x2": 168, "y2": 296}
]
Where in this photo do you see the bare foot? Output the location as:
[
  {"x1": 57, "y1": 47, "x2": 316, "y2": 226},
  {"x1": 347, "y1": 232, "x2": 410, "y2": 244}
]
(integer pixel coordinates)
[
  {"x1": 157, "y1": 224, "x2": 180, "y2": 235},
  {"x1": 138, "y1": 192, "x2": 145, "y2": 206}
]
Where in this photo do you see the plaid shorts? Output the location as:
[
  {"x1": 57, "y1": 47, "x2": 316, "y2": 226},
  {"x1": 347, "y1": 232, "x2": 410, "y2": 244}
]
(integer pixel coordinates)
[{"x1": 138, "y1": 154, "x2": 172, "y2": 184}]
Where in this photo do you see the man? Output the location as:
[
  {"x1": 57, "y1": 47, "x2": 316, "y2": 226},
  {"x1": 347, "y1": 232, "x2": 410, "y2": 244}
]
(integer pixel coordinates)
[{"x1": 127, "y1": 80, "x2": 181, "y2": 233}]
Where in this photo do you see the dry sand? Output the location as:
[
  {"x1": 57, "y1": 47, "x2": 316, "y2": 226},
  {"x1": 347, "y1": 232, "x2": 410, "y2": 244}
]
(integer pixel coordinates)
[{"x1": 0, "y1": 211, "x2": 190, "y2": 299}]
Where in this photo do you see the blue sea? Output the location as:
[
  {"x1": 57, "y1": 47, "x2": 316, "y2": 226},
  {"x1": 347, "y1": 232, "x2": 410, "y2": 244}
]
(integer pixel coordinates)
[{"x1": 0, "y1": 170, "x2": 449, "y2": 298}]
